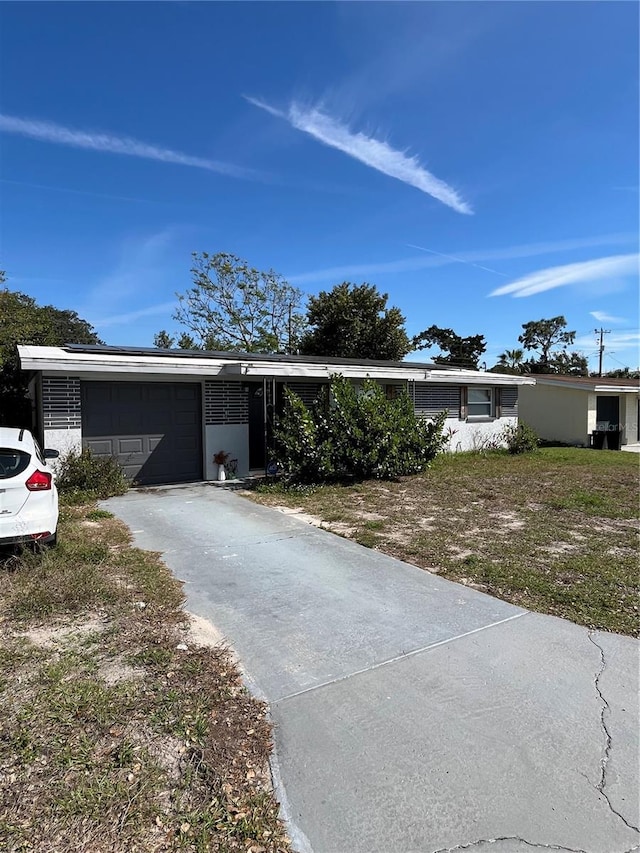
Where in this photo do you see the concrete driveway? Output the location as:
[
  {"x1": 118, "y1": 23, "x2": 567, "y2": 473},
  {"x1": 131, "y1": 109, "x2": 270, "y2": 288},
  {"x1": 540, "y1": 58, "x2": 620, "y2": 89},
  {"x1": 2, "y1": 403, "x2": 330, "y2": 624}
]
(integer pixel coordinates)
[{"x1": 106, "y1": 484, "x2": 639, "y2": 853}]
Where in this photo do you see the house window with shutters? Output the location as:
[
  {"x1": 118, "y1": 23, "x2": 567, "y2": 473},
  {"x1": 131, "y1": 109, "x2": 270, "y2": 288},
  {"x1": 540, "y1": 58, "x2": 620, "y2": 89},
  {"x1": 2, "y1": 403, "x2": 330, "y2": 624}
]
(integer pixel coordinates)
[
  {"x1": 412, "y1": 384, "x2": 461, "y2": 418},
  {"x1": 466, "y1": 387, "x2": 496, "y2": 420}
]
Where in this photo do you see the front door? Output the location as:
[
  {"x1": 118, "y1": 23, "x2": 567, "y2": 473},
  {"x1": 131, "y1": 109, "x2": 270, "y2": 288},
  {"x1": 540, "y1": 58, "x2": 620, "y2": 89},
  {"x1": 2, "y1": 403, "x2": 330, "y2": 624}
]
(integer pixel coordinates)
[
  {"x1": 247, "y1": 380, "x2": 287, "y2": 471},
  {"x1": 596, "y1": 395, "x2": 620, "y2": 430},
  {"x1": 248, "y1": 383, "x2": 266, "y2": 470}
]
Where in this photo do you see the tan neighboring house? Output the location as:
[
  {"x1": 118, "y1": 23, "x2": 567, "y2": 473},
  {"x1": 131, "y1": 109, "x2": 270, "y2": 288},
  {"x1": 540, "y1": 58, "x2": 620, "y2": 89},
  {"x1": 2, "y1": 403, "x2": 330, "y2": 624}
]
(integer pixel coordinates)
[{"x1": 518, "y1": 374, "x2": 640, "y2": 449}]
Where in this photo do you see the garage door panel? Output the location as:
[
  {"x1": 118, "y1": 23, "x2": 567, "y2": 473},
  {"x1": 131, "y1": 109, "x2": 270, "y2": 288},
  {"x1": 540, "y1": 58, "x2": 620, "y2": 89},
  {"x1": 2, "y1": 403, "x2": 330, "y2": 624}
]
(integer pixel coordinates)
[
  {"x1": 147, "y1": 386, "x2": 173, "y2": 403},
  {"x1": 175, "y1": 436, "x2": 199, "y2": 451},
  {"x1": 175, "y1": 385, "x2": 199, "y2": 400},
  {"x1": 118, "y1": 438, "x2": 144, "y2": 454},
  {"x1": 81, "y1": 382, "x2": 202, "y2": 485},
  {"x1": 86, "y1": 439, "x2": 115, "y2": 456}
]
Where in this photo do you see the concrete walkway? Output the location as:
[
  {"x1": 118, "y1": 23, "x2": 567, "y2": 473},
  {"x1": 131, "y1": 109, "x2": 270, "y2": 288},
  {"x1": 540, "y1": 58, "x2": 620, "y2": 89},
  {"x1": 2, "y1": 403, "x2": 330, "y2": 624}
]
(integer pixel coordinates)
[{"x1": 106, "y1": 484, "x2": 639, "y2": 853}]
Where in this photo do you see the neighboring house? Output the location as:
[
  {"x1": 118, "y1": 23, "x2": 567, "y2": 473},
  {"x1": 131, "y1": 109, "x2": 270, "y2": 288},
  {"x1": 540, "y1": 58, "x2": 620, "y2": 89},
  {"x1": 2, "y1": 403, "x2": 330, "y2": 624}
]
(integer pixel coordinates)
[
  {"x1": 519, "y1": 374, "x2": 640, "y2": 449},
  {"x1": 18, "y1": 344, "x2": 534, "y2": 485}
]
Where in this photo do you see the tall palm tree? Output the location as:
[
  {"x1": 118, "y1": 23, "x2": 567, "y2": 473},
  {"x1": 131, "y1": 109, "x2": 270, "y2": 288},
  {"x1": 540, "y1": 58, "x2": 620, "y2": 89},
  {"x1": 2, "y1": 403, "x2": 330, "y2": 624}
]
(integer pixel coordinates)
[{"x1": 499, "y1": 348, "x2": 525, "y2": 371}]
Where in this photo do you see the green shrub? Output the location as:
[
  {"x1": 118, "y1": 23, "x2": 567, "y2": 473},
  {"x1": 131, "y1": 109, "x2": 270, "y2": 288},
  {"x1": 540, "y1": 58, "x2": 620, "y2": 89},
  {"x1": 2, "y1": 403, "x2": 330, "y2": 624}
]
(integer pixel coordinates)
[
  {"x1": 55, "y1": 448, "x2": 129, "y2": 500},
  {"x1": 501, "y1": 421, "x2": 540, "y2": 455},
  {"x1": 274, "y1": 375, "x2": 447, "y2": 483},
  {"x1": 273, "y1": 387, "x2": 334, "y2": 483}
]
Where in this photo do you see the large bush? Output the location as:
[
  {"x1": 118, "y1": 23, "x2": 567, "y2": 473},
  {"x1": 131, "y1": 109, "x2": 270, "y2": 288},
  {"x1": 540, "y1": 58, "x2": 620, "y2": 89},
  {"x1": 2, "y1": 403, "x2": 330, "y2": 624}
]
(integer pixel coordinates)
[
  {"x1": 501, "y1": 421, "x2": 540, "y2": 454},
  {"x1": 55, "y1": 448, "x2": 129, "y2": 500},
  {"x1": 275, "y1": 375, "x2": 447, "y2": 483}
]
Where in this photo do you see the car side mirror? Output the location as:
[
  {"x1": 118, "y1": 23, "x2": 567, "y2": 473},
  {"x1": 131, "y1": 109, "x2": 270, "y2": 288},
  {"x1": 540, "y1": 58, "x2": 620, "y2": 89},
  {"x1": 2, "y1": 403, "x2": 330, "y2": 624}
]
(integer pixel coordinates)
[{"x1": 43, "y1": 449, "x2": 60, "y2": 459}]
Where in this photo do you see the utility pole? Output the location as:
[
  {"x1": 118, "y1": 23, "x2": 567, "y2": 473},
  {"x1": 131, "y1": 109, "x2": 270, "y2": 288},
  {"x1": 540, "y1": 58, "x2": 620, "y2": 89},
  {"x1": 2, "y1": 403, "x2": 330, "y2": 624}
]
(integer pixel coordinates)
[{"x1": 595, "y1": 327, "x2": 611, "y2": 377}]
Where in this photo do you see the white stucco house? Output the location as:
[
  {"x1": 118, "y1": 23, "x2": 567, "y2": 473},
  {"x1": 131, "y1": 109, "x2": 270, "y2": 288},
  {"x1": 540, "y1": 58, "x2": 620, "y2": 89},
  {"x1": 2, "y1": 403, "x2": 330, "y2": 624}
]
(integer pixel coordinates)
[
  {"x1": 18, "y1": 344, "x2": 534, "y2": 485},
  {"x1": 518, "y1": 374, "x2": 640, "y2": 450}
]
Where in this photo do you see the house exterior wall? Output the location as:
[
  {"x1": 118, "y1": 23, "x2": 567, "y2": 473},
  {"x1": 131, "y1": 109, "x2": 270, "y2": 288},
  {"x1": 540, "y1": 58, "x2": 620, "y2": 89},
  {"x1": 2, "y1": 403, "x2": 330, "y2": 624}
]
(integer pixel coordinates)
[
  {"x1": 205, "y1": 424, "x2": 249, "y2": 479},
  {"x1": 40, "y1": 376, "x2": 83, "y2": 466},
  {"x1": 444, "y1": 416, "x2": 517, "y2": 452},
  {"x1": 622, "y1": 394, "x2": 639, "y2": 443},
  {"x1": 33, "y1": 367, "x2": 526, "y2": 483},
  {"x1": 520, "y1": 384, "x2": 639, "y2": 447},
  {"x1": 519, "y1": 384, "x2": 589, "y2": 445},
  {"x1": 203, "y1": 380, "x2": 249, "y2": 477}
]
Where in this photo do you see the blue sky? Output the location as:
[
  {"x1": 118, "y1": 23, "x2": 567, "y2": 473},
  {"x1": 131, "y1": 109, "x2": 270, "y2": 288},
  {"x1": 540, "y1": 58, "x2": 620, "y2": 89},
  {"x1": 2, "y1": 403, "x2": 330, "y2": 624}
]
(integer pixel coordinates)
[{"x1": 1, "y1": 1, "x2": 638, "y2": 371}]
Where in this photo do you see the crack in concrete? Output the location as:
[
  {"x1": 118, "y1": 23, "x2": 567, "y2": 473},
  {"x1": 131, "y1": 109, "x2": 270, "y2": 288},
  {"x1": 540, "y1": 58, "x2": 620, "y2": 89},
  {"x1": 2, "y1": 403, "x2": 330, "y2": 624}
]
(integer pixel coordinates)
[
  {"x1": 429, "y1": 836, "x2": 591, "y2": 852},
  {"x1": 588, "y1": 633, "x2": 613, "y2": 792},
  {"x1": 588, "y1": 633, "x2": 640, "y2": 835}
]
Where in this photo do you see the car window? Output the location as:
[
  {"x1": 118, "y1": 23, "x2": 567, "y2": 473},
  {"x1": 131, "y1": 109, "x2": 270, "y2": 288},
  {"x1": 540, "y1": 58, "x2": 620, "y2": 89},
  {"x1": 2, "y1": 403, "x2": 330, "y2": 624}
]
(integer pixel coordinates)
[{"x1": 0, "y1": 449, "x2": 31, "y2": 479}]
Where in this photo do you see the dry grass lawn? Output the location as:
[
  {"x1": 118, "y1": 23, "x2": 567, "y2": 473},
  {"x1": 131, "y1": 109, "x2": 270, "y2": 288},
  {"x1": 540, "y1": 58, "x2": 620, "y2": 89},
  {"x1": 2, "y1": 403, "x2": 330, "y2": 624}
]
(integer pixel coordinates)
[
  {"x1": 0, "y1": 505, "x2": 290, "y2": 853},
  {"x1": 247, "y1": 448, "x2": 639, "y2": 637}
]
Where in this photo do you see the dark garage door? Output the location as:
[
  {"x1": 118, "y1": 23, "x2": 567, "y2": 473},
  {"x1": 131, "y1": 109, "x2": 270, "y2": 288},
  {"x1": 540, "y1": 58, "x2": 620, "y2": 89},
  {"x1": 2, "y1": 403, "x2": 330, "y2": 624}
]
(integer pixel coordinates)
[{"x1": 82, "y1": 382, "x2": 202, "y2": 485}]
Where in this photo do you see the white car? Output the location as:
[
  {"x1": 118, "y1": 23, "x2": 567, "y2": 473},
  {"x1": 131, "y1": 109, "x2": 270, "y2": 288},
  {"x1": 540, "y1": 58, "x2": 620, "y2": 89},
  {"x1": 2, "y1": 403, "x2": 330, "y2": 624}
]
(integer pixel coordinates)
[{"x1": 0, "y1": 427, "x2": 59, "y2": 547}]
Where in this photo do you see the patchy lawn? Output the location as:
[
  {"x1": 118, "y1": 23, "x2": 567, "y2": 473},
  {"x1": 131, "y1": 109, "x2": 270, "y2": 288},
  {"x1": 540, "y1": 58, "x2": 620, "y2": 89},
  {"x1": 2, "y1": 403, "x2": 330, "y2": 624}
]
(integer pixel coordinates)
[
  {"x1": 0, "y1": 504, "x2": 290, "y2": 853},
  {"x1": 247, "y1": 448, "x2": 639, "y2": 637}
]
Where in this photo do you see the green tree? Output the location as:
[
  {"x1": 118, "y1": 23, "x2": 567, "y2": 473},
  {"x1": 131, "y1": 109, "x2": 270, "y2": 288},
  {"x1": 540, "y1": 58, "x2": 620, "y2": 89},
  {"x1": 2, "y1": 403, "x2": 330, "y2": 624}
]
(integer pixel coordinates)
[
  {"x1": 601, "y1": 367, "x2": 640, "y2": 379},
  {"x1": 518, "y1": 316, "x2": 576, "y2": 369},
  {"x1": 153, "y1": 330, "x2": 202, "y2": 350},
  {"x1": 500, "y1": 348, "x2": 525, "y2": 370},
  {"x1": 166, "y1": 252, "x2": 306, "y2": 353},
  {"x1": 153, "y1": 330, "x2": 175, "y2": 349},
  {"x1": 299, "y1": 283, "x2": 411, "y2": 360},
  {"x1": 544, "y1": 350, "x2": 589, "y2": 376},
  {"x1": 412, "y1": 325, "x2": 486, "y2": 369},
  {"x1": 515, "y1": 316, "x2": 588, "y2": 375},
  {"x1": 0, "y1": 283, "x2": 102, "y2": 426},
  {"x1": 490, "y1": 347, "x2": 528, "y2": 374}
]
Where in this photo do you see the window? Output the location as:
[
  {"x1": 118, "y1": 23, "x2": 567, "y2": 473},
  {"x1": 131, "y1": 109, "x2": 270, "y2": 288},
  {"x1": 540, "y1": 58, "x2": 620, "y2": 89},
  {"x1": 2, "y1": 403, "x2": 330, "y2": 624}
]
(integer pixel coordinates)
[
  {"x1": 0, "y1": 449, "x2": 31, "y2": 479},
  {"x1": 467, "y1": 387, "x2": 494, "y2": 419}
]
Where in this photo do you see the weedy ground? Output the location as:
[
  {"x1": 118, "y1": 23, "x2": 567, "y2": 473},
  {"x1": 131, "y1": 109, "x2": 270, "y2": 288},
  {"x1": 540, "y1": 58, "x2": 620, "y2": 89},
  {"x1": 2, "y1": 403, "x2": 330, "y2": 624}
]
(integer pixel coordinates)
[
  {"x1": 0, "y1": 504, "x2": 291, "y2": 853},
  {"x1": 247, "y1": 448, "x2": 639, "y2": 637}
]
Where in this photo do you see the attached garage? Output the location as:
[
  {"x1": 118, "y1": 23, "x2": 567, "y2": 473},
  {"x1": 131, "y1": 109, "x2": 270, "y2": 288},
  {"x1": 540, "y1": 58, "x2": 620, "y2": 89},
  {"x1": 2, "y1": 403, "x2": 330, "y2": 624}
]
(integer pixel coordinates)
[{"x1": 81, "y1": 381, "x2": 202, "y2": 485}]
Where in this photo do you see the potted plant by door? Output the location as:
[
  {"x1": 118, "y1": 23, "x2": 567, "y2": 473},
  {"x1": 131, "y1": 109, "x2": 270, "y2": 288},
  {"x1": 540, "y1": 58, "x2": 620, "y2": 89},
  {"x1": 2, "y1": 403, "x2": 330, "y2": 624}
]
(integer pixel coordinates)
[{"x1": 213, "y1": 451, "x2": 230, "y2": 482}]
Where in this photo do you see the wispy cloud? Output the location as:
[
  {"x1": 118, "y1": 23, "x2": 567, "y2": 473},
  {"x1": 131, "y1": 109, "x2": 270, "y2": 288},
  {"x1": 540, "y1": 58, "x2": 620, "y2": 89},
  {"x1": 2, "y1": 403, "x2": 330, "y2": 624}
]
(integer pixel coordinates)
[
  {"x1": 489, "y1": 254, "x2": 639, "y2": 298},
  {"x1": 0, "y1": 113, "x2": 258, "y2": 180},
  {"x1": 289, "y1": 233, "x2": 637, "y2": 287},
  {"x1": 0, "y1": 177, "x2": 156, "y2": 205},
  {"x1": 590, "y1": 310, "x2": 627, "y2": 324},
  {"x1": 92, "y1": 301, "x2": 178, "y2": 329},
  {"x1": 245, "y1": 97, "x2": 471, "y2": 214},
  {"x1": 80, "y1": 227, "x2": 182, "y2": 324},
  {"x1": 406, "y1": 243, "x2": 508, "y2": 277}
]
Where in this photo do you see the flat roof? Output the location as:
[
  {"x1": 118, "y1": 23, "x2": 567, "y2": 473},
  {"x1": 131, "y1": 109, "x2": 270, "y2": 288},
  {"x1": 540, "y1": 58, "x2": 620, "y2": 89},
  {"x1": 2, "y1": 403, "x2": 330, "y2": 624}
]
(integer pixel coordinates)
[
  {"x1": 529, "y1": 373, "x2": 639, "y2": 393},
  {"x1": 18, "y1": 344, "x2": 535, "y2": 385},
  {"x1": 63, "y1": 343, "x2": 442, "y2": 371}
]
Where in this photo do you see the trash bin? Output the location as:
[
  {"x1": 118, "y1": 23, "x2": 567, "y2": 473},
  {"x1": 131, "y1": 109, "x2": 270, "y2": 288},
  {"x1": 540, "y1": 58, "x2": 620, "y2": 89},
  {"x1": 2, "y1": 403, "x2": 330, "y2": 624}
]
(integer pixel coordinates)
[
  {"x1": 591, "y1": 431, "x2": 606, "y2": 450},
  {"x1": 606, "y1": 429, "x2": 622, "y2": 451}
]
